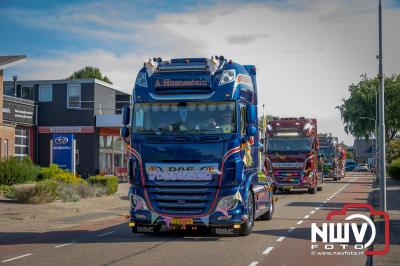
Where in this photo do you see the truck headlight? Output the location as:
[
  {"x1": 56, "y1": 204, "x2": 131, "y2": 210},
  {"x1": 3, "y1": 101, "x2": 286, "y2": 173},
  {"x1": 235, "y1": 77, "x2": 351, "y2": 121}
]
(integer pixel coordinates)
[
  {"x1": 216, "y1": 195, "x2": 239, "y2": 211},
  {"x1": 219, "y1": 69, "x2": 236, "y2": 85},
  {"x1": 135, "y1": 72, "x2": 148, "y2": 87},
  {"x1": 130, "y1": 194, "x2": 148, "y2": 210}
]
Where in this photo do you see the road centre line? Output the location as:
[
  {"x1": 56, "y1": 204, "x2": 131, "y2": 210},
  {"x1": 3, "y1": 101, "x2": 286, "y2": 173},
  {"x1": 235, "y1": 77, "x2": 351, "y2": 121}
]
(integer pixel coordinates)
[
  {"x1": 98, "y1": 231, "x2": 115, "y2": 237},
  {"x1": 310, "y1": 210, "x2": 315, "y2": 214},
  {"x1": 55, "y1": 242, "x2": 77, "y2": 248},
  {"x1": 262, "y1": 247, "x2": 274, "y2": 255},
  {"x1": 315, "y1": 207, "x2": 320, "y2": 210},
  {"x1": 249, "y1": 262, "x2": 259, "y2": 266},
  {"x1": 296, "y1": 220, "x2": 303, "y2": 225},
  {"x1": 276, "y1": 236, "x2": 285, "y2": 242},
  {"x1": 1, "y1": 254, "x2": 32, "y2": 263},
  {"x1": 304, "y1": 215, "x2": 310, "y2": 219}
]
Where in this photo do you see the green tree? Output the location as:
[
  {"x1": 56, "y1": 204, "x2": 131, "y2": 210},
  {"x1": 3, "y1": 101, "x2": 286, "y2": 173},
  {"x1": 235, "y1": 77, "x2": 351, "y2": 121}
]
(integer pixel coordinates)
[
  {"x1": 67, "y1": 66, "x2": 113, "y2": 84},
  {"x1": 337, "y1": 74, "x2": 400, "y2": 144}
]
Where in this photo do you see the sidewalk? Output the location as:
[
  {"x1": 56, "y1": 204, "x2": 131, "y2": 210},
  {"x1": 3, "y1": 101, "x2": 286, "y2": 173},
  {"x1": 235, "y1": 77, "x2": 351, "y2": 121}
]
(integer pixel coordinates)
[
  {"x1": 0, "y1": 183, "x2": 130, "y2": 233},
  {"x1": 371, "y1": 176, "x2": 400, "y2": 266}
]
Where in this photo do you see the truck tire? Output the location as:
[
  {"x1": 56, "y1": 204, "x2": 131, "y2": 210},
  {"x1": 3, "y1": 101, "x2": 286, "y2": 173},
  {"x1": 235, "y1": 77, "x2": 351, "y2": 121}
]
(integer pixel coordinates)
[
  {"x1": 317, "y1": 182, "x2": 323, "y2": 191},
  {"x1": 308, "y1": 187, "x2": 316, "y2": 194},
  {"x1": 239, "y1": 191, "x2": 254, "y2": 236},
  {"x1": 259, "y1": 196, "x2": 274, "y2": 221}
]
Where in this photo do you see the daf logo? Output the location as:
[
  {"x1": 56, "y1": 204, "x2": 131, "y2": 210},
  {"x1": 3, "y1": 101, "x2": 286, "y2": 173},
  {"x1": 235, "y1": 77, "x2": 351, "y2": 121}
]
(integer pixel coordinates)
[{"x1": 55, "y1": 137, "x2": 69, "y2": 145}]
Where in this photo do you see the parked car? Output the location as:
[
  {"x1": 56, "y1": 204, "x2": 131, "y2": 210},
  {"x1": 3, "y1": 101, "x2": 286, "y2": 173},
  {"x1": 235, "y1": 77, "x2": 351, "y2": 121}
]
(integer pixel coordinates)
[
  {"x1": 355, "y1": 163, "x2": 369, "y2": 172},
  {"x1": 345, "y1": 160, "x2": 357, "y2": 171}
]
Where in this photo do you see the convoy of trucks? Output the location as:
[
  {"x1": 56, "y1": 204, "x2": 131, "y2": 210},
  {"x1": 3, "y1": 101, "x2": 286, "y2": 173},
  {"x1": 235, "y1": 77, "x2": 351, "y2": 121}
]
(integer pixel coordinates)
[
  {"x1": 120, "y1": 55, "x2": 346, "y2": 237},
  {"x1": 265, "y1": 117, "x2": 323, "y2": 194},
  {"x1": 318, "y1": 134, "x2": 346, "y2": 181}
]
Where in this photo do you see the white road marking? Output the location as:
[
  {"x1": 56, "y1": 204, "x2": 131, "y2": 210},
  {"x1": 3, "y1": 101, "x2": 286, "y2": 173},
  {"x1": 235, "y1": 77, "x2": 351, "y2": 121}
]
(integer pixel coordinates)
[
  {"x1": 249, "y1": 262, "x2": 259, "y2": 266},
  {"x1": 323, "y1": 201, "x2": 327, "y2": 203},
  {"x1": 315, "y1": 207, "x2": 320, "y2": 210},
  {"x1": 55, "y1": 242, "x2": 77, "y2": 248},
  {"x1": 1, "y1": 253, "x2": 32, "y2": 263},
  {"x1": 262, "y1": 247, "x2": 274, "y2": 255},
  {"x1": 310, "y1": 210, "x2": 316, "y2": 214},
  {"x1": 276, "y1": 236, "x2": 285, "y2": 242},
  {"x1": 296, "y1": 220, "x2": 304, "y2": 225},
  {"x1": 326, "y1": 198, "x2": 331, "y2": 201},
  {"x1": 304, "y1": 215, "x2": 310, "y2": 219},
  {"x1": 288, "y1": 227, "x2": 296, "y2": 232},
  {"x1": 98, "y1": 231, "x2": 115, "y2": 237}
]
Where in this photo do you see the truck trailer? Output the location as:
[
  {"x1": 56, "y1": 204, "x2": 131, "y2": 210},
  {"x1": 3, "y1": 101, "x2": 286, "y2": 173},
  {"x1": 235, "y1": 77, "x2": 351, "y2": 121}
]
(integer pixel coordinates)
[
  {"x1": 265, "y1": 117, "x2": 322, "y2": 194},
  {"x1": 121, "y1": 56, "x2": 274, "y2": 236}
]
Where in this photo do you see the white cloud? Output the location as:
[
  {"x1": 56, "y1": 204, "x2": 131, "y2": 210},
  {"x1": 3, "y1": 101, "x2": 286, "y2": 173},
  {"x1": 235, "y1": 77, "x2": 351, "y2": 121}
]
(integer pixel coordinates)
[{"x1": 5, "y1": 0, "x2": 400, "y2": 145}]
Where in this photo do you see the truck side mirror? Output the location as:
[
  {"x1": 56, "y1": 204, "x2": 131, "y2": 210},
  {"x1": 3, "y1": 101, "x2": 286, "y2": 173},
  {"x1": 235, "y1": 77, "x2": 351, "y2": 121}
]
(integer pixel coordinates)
[
  {"x1": 122, "y1": 105, "x2": 131, "y2": 126},
  {"x1": 247, "y1": 105, "x2": 256, "y2": 123},
  {"x1": 246, "y1": 125, "x2": 257, "y2": 136},
  {"x1": 120, "y1": 127, "x2": 130, "y2": 143}
]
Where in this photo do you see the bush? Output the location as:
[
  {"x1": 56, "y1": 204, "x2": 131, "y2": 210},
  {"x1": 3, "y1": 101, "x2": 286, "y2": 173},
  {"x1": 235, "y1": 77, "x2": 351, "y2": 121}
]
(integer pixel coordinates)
[
  {"x1": 40, "y1": 164, "x2": 87, "y2": 185},
  {"x1": 88, "y1": 175, "x2": 118, "y2": 195},
  {"x1": 0, "y1": 185, "x2": 15, "y2": 198},
  {"x1": 56, "y1": 183, "x2": 81, "y2": 202},
  {"x1": 388, "y1": 158, "x2": 400, "y2": 180},
  {"x1": 13, "y1": 180, "x2": 57, "y2": 204},
  {"x1": 0, "y1": 157, "x2": 40, "y2": 185}
]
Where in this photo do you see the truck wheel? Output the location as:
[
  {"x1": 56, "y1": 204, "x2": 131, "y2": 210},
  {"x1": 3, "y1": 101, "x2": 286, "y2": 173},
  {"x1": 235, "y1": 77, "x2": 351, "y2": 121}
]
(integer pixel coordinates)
[
  {"x1": 283, "y1": 188, "x2": 291, "y2": 193},
  {"x1": 333, "y1": 176, "x2": 339, "y2": 181},
  {"x1": 239, "y1": 191, "x2": 254, "y2": 236},
  {"x1": 308, "y1": 187, "x2": 316, "y2": 194},
  {"x1": 259, "y1": 195, "x2": 274, "y2": 221}
]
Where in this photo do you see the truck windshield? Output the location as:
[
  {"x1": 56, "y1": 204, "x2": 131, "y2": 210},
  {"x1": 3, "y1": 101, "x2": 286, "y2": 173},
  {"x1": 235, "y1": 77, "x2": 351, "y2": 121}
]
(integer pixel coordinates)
[
  {"x1": 319, "y1": 147, "x2": 336, "y2": 156},
  {"x1": 132, "y1": 102, "x2": 236, "y2": 134},
  {"x1": 267, "y1": 137, "x2": 312, "y2": 152}
]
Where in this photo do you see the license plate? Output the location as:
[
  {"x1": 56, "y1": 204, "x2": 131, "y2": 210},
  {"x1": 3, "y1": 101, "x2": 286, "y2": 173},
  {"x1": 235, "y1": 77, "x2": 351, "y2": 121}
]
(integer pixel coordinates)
[
  {"x1": 283, "y1": 186, "x2": 293, "y2": 189},
  {"x1": 171, "y1": 218, "x2": 193, "y2": 225}
]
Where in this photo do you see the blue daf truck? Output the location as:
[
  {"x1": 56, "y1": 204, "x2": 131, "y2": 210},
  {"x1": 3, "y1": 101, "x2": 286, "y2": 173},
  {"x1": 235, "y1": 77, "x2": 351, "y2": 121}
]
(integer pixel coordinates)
[{"x1": 121, "y1": 56, "x2": 274, "y2": 236}]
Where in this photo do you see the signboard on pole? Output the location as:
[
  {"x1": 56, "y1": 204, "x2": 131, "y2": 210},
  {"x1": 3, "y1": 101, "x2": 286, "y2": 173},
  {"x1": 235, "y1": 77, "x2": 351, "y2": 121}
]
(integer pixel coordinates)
[{"x1": 51, "y1": 133, "x2": 75, "y2": 172}]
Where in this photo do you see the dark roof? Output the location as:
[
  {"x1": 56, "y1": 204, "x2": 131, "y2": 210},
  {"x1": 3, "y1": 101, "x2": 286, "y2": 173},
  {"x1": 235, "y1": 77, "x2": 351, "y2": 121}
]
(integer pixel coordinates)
[
  {"x1": 0, "y1": 55, "x2": 27, "y2": 70},
  {"x1": 353, "y1": 139, "x2": 374, "y2": 158}
]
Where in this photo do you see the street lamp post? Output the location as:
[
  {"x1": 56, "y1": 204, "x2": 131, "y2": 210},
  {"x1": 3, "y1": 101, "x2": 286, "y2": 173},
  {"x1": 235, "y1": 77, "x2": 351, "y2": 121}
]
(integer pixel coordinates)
[{"x1": 378, "y1": 0, "x2": 386, "y2": 211}]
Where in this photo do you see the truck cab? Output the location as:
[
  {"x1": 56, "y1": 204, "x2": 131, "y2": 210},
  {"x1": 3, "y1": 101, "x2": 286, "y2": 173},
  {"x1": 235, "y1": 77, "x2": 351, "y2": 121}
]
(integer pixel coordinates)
[
  {"x1": 265, "y1": 117, "x2": 322, "y2": 194},
  {"x1": 318, "y1": 135, "x2": 341, "y2": 181},
  {"x1": 121, "y1": 56, "x2": 274, "y2": 236}
]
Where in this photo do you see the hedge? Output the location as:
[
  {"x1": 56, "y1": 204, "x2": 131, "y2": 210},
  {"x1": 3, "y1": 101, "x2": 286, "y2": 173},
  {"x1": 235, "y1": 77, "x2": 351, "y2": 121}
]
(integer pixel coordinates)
[
  {"x1": 88, "y1": 175, "x2": 118, "y2": 195},
  {"x1": 0, "y1": 157, "x2": 40, "y2": 185},
  {"x1": 388, "y1": 158, "x2": 400, "y2": 180}
]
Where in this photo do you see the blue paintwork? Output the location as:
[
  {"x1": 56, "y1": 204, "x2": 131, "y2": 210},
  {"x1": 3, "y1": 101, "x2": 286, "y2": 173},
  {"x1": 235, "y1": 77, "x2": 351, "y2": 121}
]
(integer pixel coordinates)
[{"x1": 128, "y1": 57, "x2": 272, "y2": 228}]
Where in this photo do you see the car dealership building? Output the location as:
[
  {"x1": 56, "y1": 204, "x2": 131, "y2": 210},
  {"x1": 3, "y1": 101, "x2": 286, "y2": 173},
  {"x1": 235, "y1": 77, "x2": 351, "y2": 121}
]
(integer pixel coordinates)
[{"x1": 3, "y1": 78, "x2": 131, "y2": 178}]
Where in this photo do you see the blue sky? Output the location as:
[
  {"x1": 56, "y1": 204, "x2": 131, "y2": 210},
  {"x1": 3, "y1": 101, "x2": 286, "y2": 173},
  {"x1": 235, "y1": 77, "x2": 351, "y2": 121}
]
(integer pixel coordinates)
[{"x1": 1, "y1": 0, "x2": 400, "y2": 144}]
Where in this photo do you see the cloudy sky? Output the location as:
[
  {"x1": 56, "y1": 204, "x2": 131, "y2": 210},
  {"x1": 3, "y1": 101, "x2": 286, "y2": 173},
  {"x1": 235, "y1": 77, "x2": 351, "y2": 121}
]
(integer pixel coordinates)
[{"x1": 1, "y1": 0, "x2": 400, "y2": 145}]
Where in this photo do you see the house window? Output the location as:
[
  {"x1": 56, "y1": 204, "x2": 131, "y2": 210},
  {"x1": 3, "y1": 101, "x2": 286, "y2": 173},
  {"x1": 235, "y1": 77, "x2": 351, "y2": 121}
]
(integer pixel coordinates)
[
  {"x1": 67, "y1": 84, "x2": 81, "y2": 108},
  {"x1": 15, "y1": 127, "x2": 30, "y2": 159},
  {"x1": 21, "y1": 86, "x2": 34, "y2": 101},
  {"x1": 39, "y1": 84, "x2": 52, "y2": 102}
]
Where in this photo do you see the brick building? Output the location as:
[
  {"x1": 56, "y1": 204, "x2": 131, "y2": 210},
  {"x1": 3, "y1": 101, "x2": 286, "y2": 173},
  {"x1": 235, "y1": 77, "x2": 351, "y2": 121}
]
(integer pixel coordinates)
[{"x1": 0, "y1": 55, "x2": 26, "y2": 158}]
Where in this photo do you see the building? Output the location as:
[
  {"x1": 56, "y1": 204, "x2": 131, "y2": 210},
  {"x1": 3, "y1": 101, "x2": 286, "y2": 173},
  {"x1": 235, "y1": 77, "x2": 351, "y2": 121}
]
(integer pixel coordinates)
[
  {"x1": 353, "y1": 139, "x2": 374, "y2": 166},
  {"x1": 0, "y1": 55, "x2": 27, "y2": 158},
  {"x1": 3, "y1": 78, "x2": 130, "y2": 178}
]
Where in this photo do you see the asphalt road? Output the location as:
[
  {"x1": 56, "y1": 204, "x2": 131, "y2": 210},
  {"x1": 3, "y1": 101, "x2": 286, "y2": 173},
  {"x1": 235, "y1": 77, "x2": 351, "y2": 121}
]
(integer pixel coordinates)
[{"x1": 0, "y1": 173, "x2": 374, "y2": 266}]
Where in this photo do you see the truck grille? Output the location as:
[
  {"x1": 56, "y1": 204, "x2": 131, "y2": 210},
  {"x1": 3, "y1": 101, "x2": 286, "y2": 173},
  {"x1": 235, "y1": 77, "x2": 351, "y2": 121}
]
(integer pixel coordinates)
[
  {"x1": 147, "y1": 185, "x2": 216, "y2": 216},
  {"x1": 274, "y1": 170, "x2": 303, "y2": 185}
]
